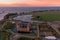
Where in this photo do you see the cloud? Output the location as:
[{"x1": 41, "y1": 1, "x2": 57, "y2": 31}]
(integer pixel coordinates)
[{"x1": 0, "y1": 0, "x2": 60, "y2": 6}]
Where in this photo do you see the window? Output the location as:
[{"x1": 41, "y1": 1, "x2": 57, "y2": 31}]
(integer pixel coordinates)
[{"x1": 18, "y1": 23, "x2": 27, "y2": 28}]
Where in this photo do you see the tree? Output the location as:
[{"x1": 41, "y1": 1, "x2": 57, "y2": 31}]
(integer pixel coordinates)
[
  {"x1": 36, "y1": 16, "x2": 43, "y2": 21},
  {"x1": 17, "y1": 37, "x2": 32, "y2": 40},
  {"x1": 4, "y1": 22, "x2": 15, "y2": 30},
  {"x1": 4, "y1": 13, "x2": 17, "y2": 19}
]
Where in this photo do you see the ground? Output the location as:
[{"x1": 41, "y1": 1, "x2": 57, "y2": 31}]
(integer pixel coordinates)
[
  {"x1": 32, "y1": 11, "x2": 60, "y2": 21},
  {"x1": 17, "y1": 37, "x2": 43, "y2": 40},
  {"x1": 17, "y1": 37, "x2": 33, "y2": 40},
  {"x1": 0, "y1": 31, "x2": 8, "y2": 40},
  {"x1": 0, "y1": 10, "x2": 60, "y2": 40}
]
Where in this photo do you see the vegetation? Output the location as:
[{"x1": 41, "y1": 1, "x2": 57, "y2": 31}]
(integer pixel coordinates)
[
  {"x1": 32, "y1": 11, "x2": 60, "y2": 21},
  {"x1": 33, "y1": 16, "x2": 43, "y2": 21},
  {"x1": 4, "y1": 22, "x2": 15, "y2": 30},
  {"x1": 17, "y1": 37, "x2": 43, "y2": 40},
  {"x1": 0, "y1": 31, "x2": 7, "y2": 40},
  {"x1": 17, "y1": 37, "x2": 33, "y2": 40},
  {"x1": 4, "y1": 13, "x2": 17, "y2": 19},
  {"x1": 58, "y1": 28, "x2": 60, "y2": 31},
  {"x1": 53, "y1": 32, "x2": 60, "y2": 38}
]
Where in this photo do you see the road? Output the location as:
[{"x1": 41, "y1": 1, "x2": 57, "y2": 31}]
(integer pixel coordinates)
[
  {"x1": 10, "y1": 24, "x2": 40, "y2": 40},
  {"x1": 0, "y1": 21, "x2": 7, "y2": 31},
  {"x1": 47, "y1": 22, "x2": 60, "y2": 35},
  {"x1": 5, "y1": 28, "x2": 37, "y2": 40},
  {"x1": 36, "y1": 24, "x2": 40, "y2": 38},
  {"x1": 10, "y1": 33, "x2": 37, "y2": 40},
  {"x1": 0, "y1": 20, "x2": 46, "y2": 40},
  {"x1": 6, "y1": 29, "x2": 15, "y2": 34}
]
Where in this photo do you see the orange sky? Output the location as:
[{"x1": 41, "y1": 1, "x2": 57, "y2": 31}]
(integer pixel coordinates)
[{"x1": 0, "y1": 0, "x2": 60, "y2": 6}]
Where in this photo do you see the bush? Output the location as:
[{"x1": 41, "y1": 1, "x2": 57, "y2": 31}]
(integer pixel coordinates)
[
  {"x1": 4, "y1": 13, "x2": 17, "y2": 19},
  {"x1": 4, "y1": 22, "x2": 15, "y2": 30},
  {"x1": 17, "y1": 37, "x2": 32, "y2": 40},
  {"x1": 33, "y1": 16, "x2": 43, "y2": 21}
]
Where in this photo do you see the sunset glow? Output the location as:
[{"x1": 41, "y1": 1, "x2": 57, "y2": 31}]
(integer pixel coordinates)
[{"x1": 0, "y1": 0, "x2": 60, "y2": 6}]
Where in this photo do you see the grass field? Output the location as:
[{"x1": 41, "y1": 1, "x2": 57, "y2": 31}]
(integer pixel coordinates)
[
  {"x1": 32, "y1": 11, "x2": 60, "y2": 21},
  {"x1": 0, "y1": 31, "x2": 7, "y2": 40}
]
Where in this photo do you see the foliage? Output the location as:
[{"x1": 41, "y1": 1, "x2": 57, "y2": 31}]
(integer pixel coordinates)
[
  {"x1": 4, "y1": 22, "x2": 15, "y2": 30},
  {"x1": 33, "y1": 14, "x2": 60, "y2": 21},
  {"x1": 33, "y1": 16, "x2": 43, "y2": 21},
  {"x1": 53, "y1": 33, "x2": 60, "y2": 38},
  {"x1": 32, "y1": 11, "x2": 60, "y2": 21},
  {"x1": 0, "y1": 31, "x2": 7, "y2": 40},
  {"x1": 4, "y1": 13, "x2": 17, "y2": 19},
  {"x1": 17, "y1": 37, "x2": 32, "y2": 40}
]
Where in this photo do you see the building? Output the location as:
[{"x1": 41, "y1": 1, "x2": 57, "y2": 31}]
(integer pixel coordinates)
[
  {"x1": 13, "y1": 15, "x2": 43, "y2": 33},
  {"x1": 13, "y1": 15, "x2": 32, "y2": 32},
  {"x1": 44, "y1": 36, "x2": 56, "y2": 40},
  {"x1": 16, "y1": 22, "x2": 30, "y2": 32}
]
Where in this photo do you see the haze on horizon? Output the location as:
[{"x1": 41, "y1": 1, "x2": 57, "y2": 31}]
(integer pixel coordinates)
[{"x1": 0, "y1": 0, "x2": 60, "y2": 7}]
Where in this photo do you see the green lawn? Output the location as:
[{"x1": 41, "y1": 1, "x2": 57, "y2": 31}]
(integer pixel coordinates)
[
  {"x1": 17, "y1": 37, "x2": 43, "y2": 40},
  {"x1": 32, "y1": 11, "x2": 60, "y2": 21},
  {"x1": 0, "y1": 31, "x2": 7, "y2": 40},
  {"x1": 17, "y1": 37, "x2": 33, "y2": 40},
  {"x1": 39, "y1": 14, "x2": 60, "y2": 21}
]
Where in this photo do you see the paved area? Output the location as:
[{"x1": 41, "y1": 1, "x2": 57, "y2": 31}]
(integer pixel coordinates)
[
  {"x1": 10, "y1": 33, "x2": 37, "y2": 40},
  {"x1": 47, "y1": 22, "x2": 60, "y2": 35}
]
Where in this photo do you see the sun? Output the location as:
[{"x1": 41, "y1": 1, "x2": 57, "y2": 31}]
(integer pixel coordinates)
[{"x1": 0, "y1": 0, "x2": 15, "y2": 4}]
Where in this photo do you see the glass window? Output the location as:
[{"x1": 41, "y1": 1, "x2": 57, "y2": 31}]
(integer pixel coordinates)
[{"x1": 18, "y1": 23, "x2": 27, "y2": 28}]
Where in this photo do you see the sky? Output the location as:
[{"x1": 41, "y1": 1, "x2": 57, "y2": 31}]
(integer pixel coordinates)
[{"x1": 0, "y1": 0, "x2": 60, "y2": 7}]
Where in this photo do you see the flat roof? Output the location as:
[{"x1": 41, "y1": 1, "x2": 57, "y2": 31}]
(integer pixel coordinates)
[
  {"x1": 45, "y1": 36, "x2": 56, "y2": 39},
  {"x1": 13, "y1": 15, "x2": 43, "y2": 23}
]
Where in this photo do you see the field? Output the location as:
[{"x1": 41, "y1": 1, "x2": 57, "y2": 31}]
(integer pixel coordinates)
[
  {"x1": 0, "y1": 31, "x2": 7, "y2": 40},
  {"x1": 31, "y1": 11, "x2": 60, "y2": 21}
]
